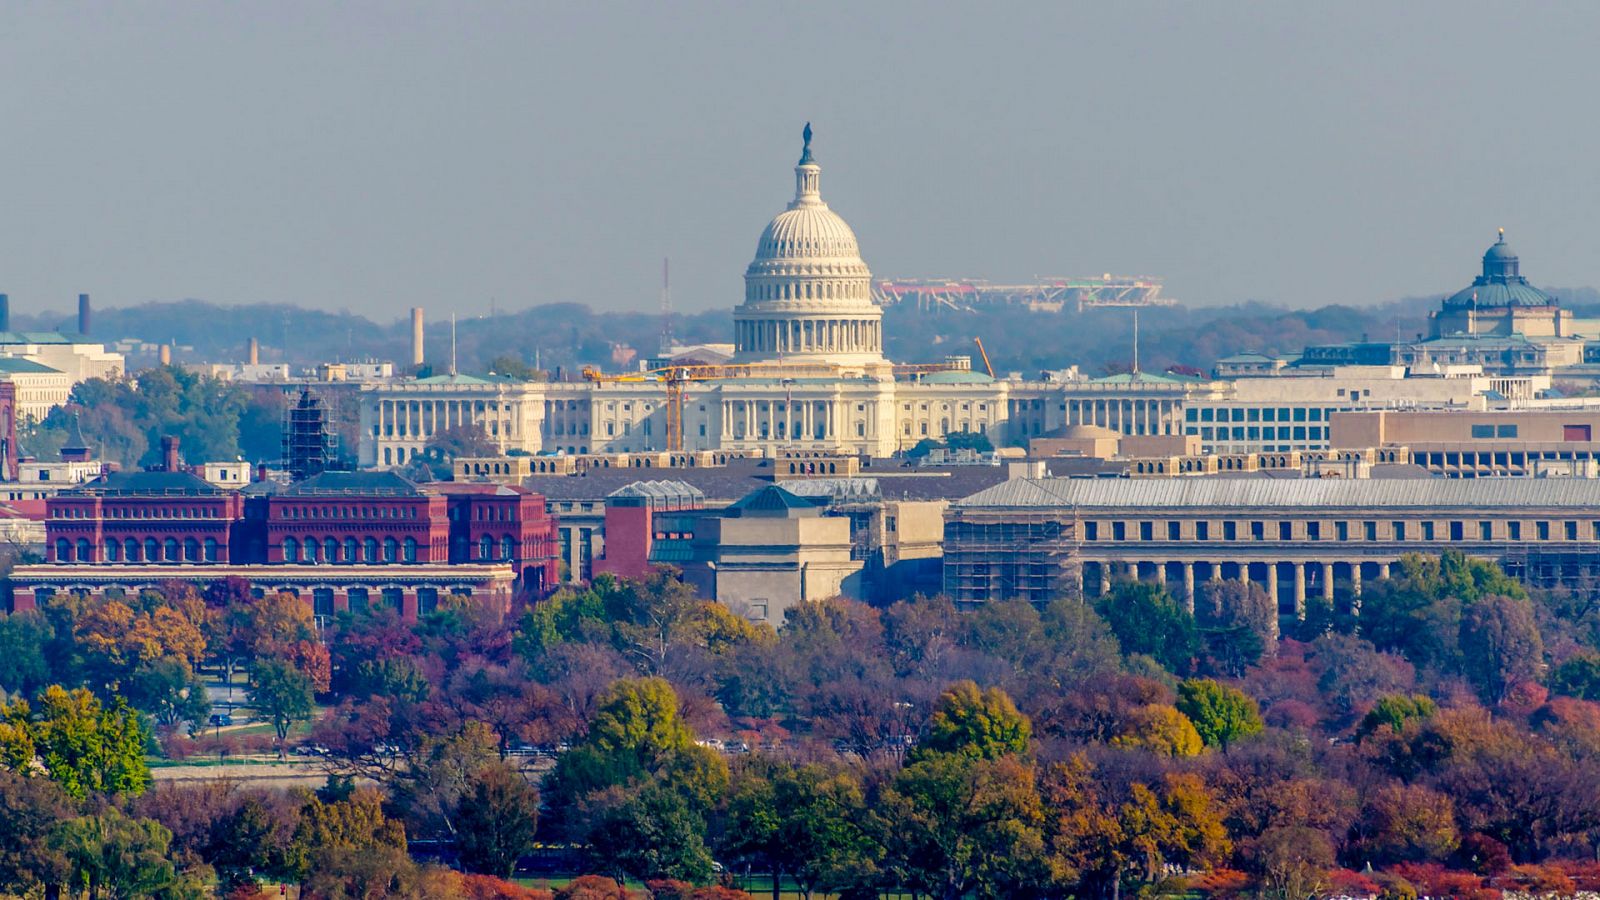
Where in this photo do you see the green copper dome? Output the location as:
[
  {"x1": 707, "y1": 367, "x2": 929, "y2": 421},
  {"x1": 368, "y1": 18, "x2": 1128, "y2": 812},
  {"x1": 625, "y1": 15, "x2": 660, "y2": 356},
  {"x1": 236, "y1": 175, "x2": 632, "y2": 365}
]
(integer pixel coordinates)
[{"x1": 1443, "y1": 229, "x2": 1556, "y2": 309}]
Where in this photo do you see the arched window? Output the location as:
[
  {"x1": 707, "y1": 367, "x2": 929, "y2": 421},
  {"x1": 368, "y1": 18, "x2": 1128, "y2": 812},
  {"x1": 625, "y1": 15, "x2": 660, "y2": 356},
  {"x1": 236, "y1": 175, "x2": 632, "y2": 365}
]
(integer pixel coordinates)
[
  {"x1": 383, "y1": 537, "x2": 397, "y2": 563},
  {"x1": 104, "y1": 540, "x2": 119, "y2": 562},
  {"x1": 282, "y1": 537, "x2": 299, "y2": 564},
  {"x1": 126, "y1": 538, "x2": 140, "y2": 562},
  {"x1": 479, "y1": 535, "x2": 494, "y2": 561},
  {"x1": 304, "y1": 537, "x2": 319, "y2": 563},
  {"x1": 76, "y1": 538, "x2": 92, "y2": 562},
  {"x1": 324, "y1": 538, "x2": 338, "y2": 563},
  {"x1": 145, "y1": 539, "x2": 159, "y2": 563},
  {"x1": 363, "y1": 537, "x2": 378, "y2": 564},
  {"x1": 163, "y1": 538, "x2": 179, "y2": 562},
  {"x1": 54, "y1": 538, "x2": 71, "y2": 563},
  {"x1": 502, "y1": 535, "x2": 516, "y2": 561},
  {"x1": 403, "y1": 537, "x2": 417, "y2": 563},
  {"x1": 204, "y1": 538, "x2": 219, "y2": 562},
  {"x1": 344, "y1": 537, "x2": 359, "y2": 564},
  {"x1": 183, "y1": 538, "x2": 199, "y2": 562}
]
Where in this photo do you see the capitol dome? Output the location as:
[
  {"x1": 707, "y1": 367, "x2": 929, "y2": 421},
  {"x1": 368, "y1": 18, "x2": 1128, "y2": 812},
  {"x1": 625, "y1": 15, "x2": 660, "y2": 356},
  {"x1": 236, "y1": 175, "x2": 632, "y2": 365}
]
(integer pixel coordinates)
[
  {"x1": 734, "y1": 125, "x2": 886, "y2": 368},
  {"x1": 1443, "y1": 229, "x2": 1557, "y2": 309}
]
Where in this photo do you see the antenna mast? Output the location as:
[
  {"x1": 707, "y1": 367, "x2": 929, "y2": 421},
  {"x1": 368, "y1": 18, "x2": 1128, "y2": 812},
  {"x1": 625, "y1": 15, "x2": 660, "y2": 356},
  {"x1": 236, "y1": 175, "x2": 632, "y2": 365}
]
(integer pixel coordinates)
[
  {"x1": 1131, "y1": 308, "x2": 1140, "y2": 375},
  {"x1": 450, "y1": 313, "x2": 458, "y2": 376},
  {"x1": 660, "y1": 257, "x2": 673, "y2": 354}
]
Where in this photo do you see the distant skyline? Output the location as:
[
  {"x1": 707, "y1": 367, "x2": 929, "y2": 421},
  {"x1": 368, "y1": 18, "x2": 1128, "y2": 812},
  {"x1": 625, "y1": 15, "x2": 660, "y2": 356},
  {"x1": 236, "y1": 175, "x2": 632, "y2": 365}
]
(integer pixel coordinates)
[{"x1": 3, "y1": 2, "x2": 1600, "y2": 320}]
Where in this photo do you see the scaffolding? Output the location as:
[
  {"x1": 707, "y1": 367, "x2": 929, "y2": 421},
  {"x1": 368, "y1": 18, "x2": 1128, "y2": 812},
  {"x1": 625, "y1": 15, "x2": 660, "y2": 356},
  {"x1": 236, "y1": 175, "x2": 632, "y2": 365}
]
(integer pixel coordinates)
[
  {"x1": 942, "y1": 507, "x2": 1084, "y2": 605},
  {"x1": 284, "y1": 387, "x2": 335, "y2": 481},
  {"x1": 871, "y1": 277, "x2": 1176, "y2": 313}
]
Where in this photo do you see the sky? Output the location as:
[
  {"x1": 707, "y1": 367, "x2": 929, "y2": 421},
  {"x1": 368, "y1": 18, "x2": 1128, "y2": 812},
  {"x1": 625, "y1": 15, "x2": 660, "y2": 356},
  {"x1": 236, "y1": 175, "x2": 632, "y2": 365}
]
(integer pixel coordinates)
[{"x1": 3, "y1": 2, "x2": 1600, "y2": 320}]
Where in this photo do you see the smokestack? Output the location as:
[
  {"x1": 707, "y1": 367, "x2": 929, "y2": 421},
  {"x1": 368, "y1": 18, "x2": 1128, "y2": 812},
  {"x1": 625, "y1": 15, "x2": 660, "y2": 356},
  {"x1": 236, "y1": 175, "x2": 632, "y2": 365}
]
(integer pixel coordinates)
[
  {"x1": 248, "y1": 337, "x2": 259, "y2": 366},
  {"x1": 78, "y1": 294, "x2": 91, "y2": 336},
  {"x1": 161, "y1": 436, "x2": 180, "y2": 473},
  {"x1": 159, "y1": 344, "x2": 172, "y2": 366},
  {"x1": 0, "y1": 294, "x2": 9, "y2": 332},
  {"x1": 410, "y1": 307, "x2": 424, "y2": 367}
]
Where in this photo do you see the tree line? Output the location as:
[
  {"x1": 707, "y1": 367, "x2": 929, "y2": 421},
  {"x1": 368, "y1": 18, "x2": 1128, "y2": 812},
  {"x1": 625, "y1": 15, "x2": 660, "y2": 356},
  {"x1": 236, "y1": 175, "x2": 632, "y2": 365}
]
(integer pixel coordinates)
[{"x1": 4, "y1": 553, "x2": 1600, "y2": 897}]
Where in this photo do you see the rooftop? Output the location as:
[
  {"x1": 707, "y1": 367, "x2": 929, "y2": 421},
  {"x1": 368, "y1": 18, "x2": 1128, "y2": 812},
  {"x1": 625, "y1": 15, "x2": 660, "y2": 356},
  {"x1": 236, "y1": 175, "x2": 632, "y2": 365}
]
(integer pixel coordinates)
[
  {"x1": 70, "y1": 470, "x2": 225, "y2": 497},
  {"x1": 954, "y1": 476, "x2": 1600, "y2": 510},
  {"x1": 277, "y1": 470, "x2": 427, "y2": 497}
]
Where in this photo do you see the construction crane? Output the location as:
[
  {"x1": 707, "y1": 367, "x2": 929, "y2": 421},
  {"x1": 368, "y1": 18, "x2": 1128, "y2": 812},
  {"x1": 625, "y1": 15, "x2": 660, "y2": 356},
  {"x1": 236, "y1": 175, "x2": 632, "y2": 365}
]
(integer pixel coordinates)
[
  {"x1": 582, "y1": 360, "x2": 965, "y2": 452},
  {"x1": 973, "y1": 337, "x2": 995, "y2": 378}
]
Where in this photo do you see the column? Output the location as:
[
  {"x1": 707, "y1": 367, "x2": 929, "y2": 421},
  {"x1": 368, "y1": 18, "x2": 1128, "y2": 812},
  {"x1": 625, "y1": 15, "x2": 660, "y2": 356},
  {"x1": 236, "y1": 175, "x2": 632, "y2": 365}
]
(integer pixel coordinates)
[
  {"x1": 1182, "y1": 563, "x2": 1195, "y2": 613},
  {"x1": 1098, "y1": 562, "x2": 1111, "y2": 596},
  {"x1": 1239, "y1": 561, "x2": 1251, "y2": 587},
  {"x1": 1265, "y1": 563, "x2": 1279, "y2": 612},
  {"x1": 1378, "y1": 561, "x2": 1391, "y2": 581},
  {"x1": 1321, "y1": 562, "x2": 1335, "y2": 603},
  {"x1": 1292, "y1": 563, "x2": 1306, "y2": 620},
  {"x1": 1351, "y1": 563, "x2": 1363, "y2": 598}
]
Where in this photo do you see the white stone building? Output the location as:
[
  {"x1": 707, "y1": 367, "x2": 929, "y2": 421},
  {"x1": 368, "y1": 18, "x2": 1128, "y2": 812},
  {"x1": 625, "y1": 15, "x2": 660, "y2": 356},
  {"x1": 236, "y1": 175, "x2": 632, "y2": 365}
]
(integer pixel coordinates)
[{"x1": 357, "y1": 130, "x2": 1229, "y2": 467}]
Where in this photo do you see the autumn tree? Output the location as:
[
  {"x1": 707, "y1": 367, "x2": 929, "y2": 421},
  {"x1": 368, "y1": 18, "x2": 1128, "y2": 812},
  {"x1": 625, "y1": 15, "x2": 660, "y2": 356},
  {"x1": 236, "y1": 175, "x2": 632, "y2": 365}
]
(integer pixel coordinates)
[
  {"x1": 249, "y1": 658, "x2": 315, "y2": 750},
  {"x1": 913, "y1": 681, "x2": 1031, "y2": 762},
  {"x1": 1349, "y1": 782, "x2": 1459, "y2": 865},
  {"x1": 0, "y1": 769, "x2": 72, "y2": 898},
  {"x1": 1458, "y1": 594, "x2": 1543, "y2": 704},
  {"x1": 456, "y1": 763, "x2": 541, "y2": 879}
]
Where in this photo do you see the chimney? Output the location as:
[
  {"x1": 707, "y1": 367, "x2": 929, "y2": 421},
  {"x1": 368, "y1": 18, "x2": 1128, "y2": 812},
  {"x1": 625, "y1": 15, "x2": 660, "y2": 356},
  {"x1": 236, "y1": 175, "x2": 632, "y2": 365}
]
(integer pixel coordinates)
[
  {"x1": 0, "y1": 294, "x2": 9, "y2": 332},
  {"x1": 410, "y1": 307, "x2": 424, "y2": 367},
  {"x1": 77, "y1": 294, "x2": 91, "y2": 336},
  {"x1": 161, "y1": 436, "x2": 180, "y2": 473},
  {"x1": 248, "y1": 337, "x2": 260, "y2": 366},
  {"x1": 256, "y1": 462, "x2": 268, "y2": 483},
  {"x1": 159, "y1": 344, "x2": 172, "y2": 366}
]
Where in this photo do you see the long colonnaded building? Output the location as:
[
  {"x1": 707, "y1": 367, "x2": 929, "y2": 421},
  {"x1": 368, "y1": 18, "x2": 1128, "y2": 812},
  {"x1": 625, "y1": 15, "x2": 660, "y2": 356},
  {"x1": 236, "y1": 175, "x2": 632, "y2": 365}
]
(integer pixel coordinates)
[
  {"x1": 357, "y1": 128, "x2": 1225, "y2": 467},
  {"x1": 942, "y1": 476, "x2": 1600, "y2": 614},
  {"x1": 7, "y1": 465, "x2": 560, "y2": 620}
]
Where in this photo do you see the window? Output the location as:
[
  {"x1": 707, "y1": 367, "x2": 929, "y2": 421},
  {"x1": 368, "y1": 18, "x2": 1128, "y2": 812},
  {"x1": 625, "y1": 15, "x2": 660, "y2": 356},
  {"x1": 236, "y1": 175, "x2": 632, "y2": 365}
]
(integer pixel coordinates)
[
  {"x1": 1422, "y1": 522, "x2": 1435, "y2": 541},
  {"x1": 1336, "y1": 522, "x2": 1349, "y2": 541},
  {"x1": 344, "y1": 538, "x2": 359, "y2": 564},
  {"x1": 1509, "y1": 521, "x2": 1522, "y2": 541},
  {"x1": 1167, "y1": 522, "x2": 1181, "y2": 540},
  {"x1": 886, "y1": 516, "x2": 897, "y2": 533},
  {"x1": 1497, "y1": 424, "x2": 1518, "y2": 438},
  {"x1": 205, "y1": 538, "x2": 220, "y2": 562},
  {"x1": 1084, "y1": 522, "x2": 1099, "y2": 541},
  {"x1": 1537, "y1": 521, "x2": 1550, "y2": 541},
  {"x1": 480, "y1": 535, "x2": 495, "y2": 560},
  {"x1": 1307, "y1": 521, "x2": 1321, "y2": 540},
  {"x1": 1250, "y1": 521, "x2": 1264, "y2": 540},
  {"x1": 1480, "y1": 521, "x2": 1493, "y2": 540},
  {"x1": 403, "y1": 537, "x2": 417, "y2": 562},
  {"x1": 1393, "y1": 521, "x2": 1406, "y2": 540},
  {"x1": 283, "y1": 537, "x2": 299, "y2": 562},
  {"x1": 163, "y1": 538, "x2": 179, "y2": 562},
  {"x1": 104, "y1": 540, "x2": 119, "y2": 562},
  {"x1": 184, "y1": 538, "x2": 200, "y2": 562},
  {"x1": 363, "y1": 537, "x2": 378, "y2": 563},
  {"x1": 1112, "y1": 522, "x2": 1126, "y2": 541},
  {"x1": 502, "y1": 536, "x2": 516, "y2": 560},
  {"x1": 54, "y1": 538, "x2": 70, "y2": 562},
  {"x1": 324, "y1": 538, "x2": 337, "y2": 563},
  {"x1": 1363, "y1": 522, "x2": 1377, "y2": 541},
  {"x1": 1566, "y1": 521, "x2": 1578, "y2": 541},
  {"x1": 1195, "y1": 522, "x2": 1209, "y2": 540},
  {"x1": 1223, "y1": 521, "x2": 1237, "y2": 541},
  {"x1": 1278, "y1": 521, "x2": 1292, "y2": 540},
  {"x1": 1139, "y1": 522, "x2": 1153, "y2": 541}
]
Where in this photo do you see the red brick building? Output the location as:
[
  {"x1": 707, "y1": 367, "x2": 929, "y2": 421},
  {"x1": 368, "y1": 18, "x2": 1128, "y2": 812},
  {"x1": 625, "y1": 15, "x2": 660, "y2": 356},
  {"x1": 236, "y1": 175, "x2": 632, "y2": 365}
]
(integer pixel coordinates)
[{"x1": 17, "y1": 466, "x2": 560, "y2": 620}]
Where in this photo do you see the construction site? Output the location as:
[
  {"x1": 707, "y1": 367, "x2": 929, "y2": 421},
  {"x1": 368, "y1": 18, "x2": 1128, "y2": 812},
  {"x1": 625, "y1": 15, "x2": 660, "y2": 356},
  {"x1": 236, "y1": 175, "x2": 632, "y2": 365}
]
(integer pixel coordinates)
[{"x1": 871, "y1": 276, "x2": 1177, "y2": 313}]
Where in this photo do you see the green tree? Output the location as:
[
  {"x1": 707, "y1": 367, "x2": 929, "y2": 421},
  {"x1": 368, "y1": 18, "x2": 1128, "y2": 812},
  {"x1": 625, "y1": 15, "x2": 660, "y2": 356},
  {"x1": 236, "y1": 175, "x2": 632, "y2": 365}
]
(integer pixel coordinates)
[
  {"x1": 52, "y1": 809, "x2": 180, "y2": 900},
  {"x1": 581, "y1": 781, "x2": 718, "y2": 883},
  {"x1": 914, "y1": 681, "x2": 1031, "y2": 762},
  {"x1": 126, "y1": 658, "x2": 211, "y2": 732},
  {"x1": 456, "y1": 763, "x2": 541, "y2": 879},
  {"x1": 1459, "y1": 595, "x2": 1544, "y2": 704},
  {"x1": 1, "y1": 686, "x2": 150, "y2": 799},
  {"x1": 1550, "y1": 652, "x2": 1600, "y2": 700},
  {"x1": 1357, "y1": 694, "x2": 1437, "y2": 742},
  {"x1": 487, "y1": 355, "x2": 540, "y2": 380},
  {"x1": 249, "y1": 659, "x2": 315, "y2": 749},
  {"x1": 1175, "y1": 679, "x2": 1263, "y2": 751},
  {"x1": 0, "y1": 611, "x2": 52, "y2": 696},
  {"x1": 876, "y1": 753, "x2": 1049, "y2": 900},
  {"x1": 723, "y1": 760, "x2": 877, "y2": 900},
  {"x1": 1095, "y1": 582, "x2": 1198, "y2": 673}
]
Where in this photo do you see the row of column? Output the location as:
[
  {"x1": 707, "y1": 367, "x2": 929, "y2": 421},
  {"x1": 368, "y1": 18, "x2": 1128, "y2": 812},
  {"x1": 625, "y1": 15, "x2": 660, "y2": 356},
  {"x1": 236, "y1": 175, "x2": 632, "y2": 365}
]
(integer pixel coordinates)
[
  {"x1": 722, "y1": 398, "x2": 838, "y2": 443},
  {"x1": 736, "y1": 318, "x2": 880, "y2": 355},
  {"x1": 1063, "y1": 397, "x2": 1182, "y2": 436},
  {"x1": 380, "y1": 397, "x2": 516, "y2": 441},
  {"x1": 1088, "y1": 559, "x2": 1394, "y2": 618}
]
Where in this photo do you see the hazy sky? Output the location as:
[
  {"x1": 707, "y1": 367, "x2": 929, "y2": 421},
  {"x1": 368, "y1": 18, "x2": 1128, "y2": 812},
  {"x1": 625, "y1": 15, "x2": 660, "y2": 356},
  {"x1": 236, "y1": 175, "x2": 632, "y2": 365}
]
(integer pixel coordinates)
[{"x1": 4, "y1": 2, "x2": 1600, "y2": 320}]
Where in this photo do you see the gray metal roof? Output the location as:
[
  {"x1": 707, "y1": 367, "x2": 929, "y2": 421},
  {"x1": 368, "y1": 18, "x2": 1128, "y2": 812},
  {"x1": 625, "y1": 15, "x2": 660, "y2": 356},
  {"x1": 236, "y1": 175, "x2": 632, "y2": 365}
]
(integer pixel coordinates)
[
  {"x1": 953, "y1": 476, "x2": 1600, "y2": 511},
  {"x1": 783, "y1": 477, "x2": 882, "y2": 501}
]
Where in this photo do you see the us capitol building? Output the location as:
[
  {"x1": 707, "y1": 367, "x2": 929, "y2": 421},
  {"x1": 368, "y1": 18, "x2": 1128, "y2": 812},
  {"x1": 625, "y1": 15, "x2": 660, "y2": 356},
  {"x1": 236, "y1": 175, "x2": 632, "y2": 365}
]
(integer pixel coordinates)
[{"x1": 358, "y1": 129, "x2": 1219, "y2": 468}]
